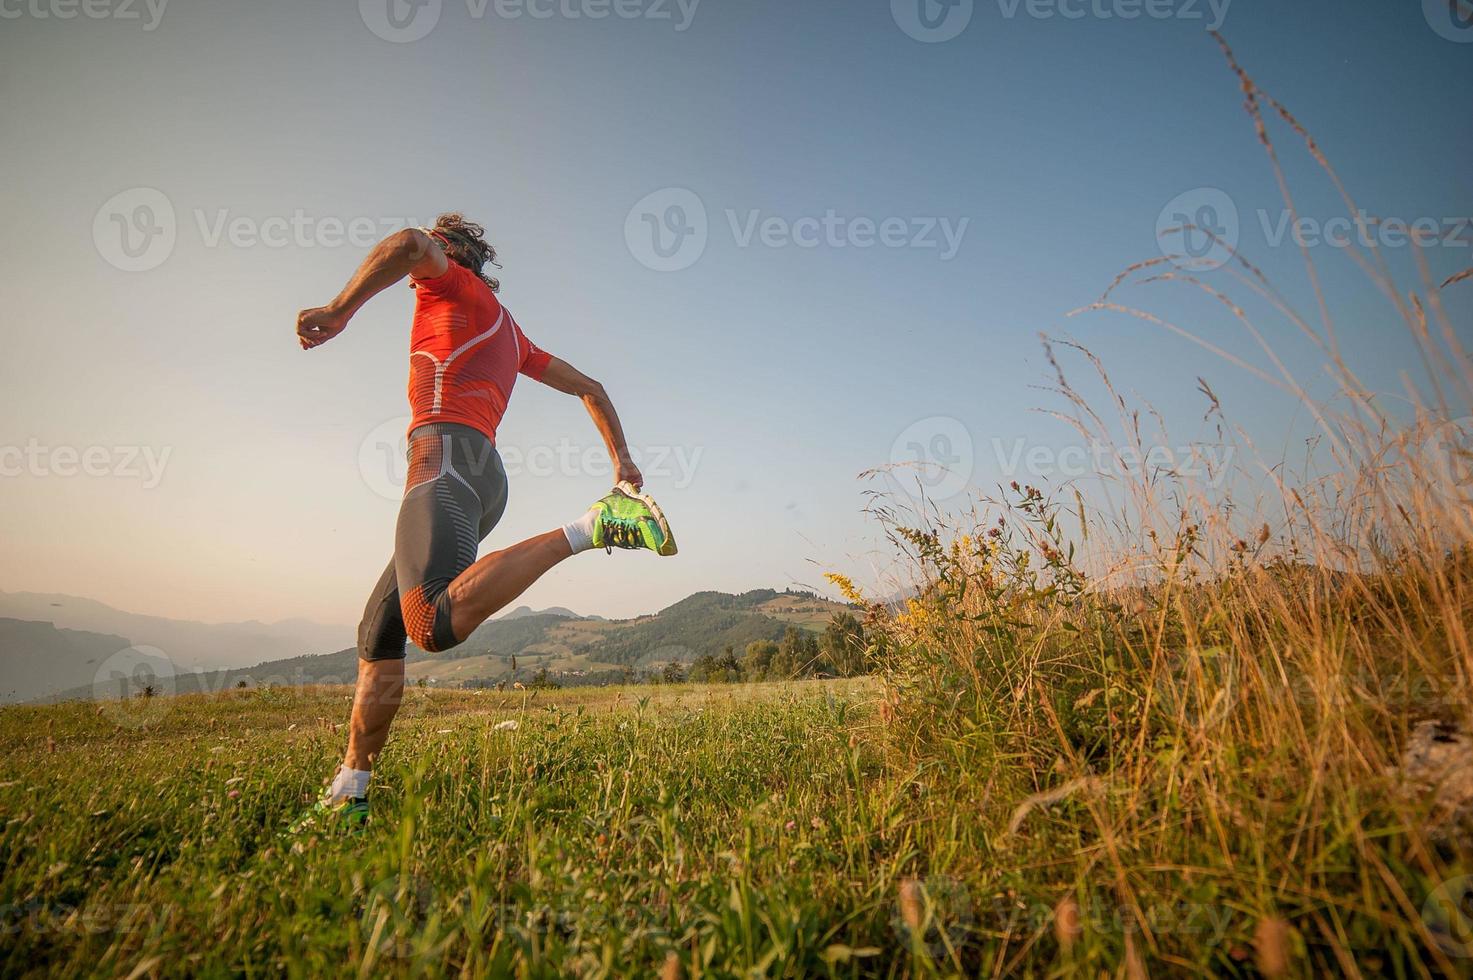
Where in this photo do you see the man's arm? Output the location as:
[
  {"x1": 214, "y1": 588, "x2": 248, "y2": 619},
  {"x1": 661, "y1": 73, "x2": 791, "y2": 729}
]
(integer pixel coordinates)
[
  {"x1": 537, "y1": 357, "x2": 644, "y2": 488},
  {"x1": 296, "y1": 229, "x2": 447, "y2": 349}
]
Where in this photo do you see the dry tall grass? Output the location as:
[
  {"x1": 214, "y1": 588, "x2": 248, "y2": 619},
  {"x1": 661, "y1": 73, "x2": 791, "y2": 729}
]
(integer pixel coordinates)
[{"x1": 844, "y1": 35, "x2": 1473, "y2": 977}]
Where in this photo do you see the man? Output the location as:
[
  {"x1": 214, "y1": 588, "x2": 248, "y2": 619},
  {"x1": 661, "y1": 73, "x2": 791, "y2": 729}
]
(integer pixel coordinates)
[{"x1": 292, "y1": 213, "x2": 676, "y2": 830}]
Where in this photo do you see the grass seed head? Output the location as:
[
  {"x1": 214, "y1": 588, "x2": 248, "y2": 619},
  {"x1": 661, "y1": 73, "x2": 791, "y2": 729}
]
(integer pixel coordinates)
[
  {"x1": 898, "y1": 878, "x2": 924, "y2": 932},
  {"x1": 1054, "y1": 897, "x2": 1082, "y2": 950},
  {"x1": 1254, "y1": 917, "x2": 1292, "y2": 977}
]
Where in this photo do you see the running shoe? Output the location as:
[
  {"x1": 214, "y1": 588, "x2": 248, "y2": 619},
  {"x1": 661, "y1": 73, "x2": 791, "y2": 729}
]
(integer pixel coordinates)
[
  {"x1": 286, "y1": 795, "x2": 369, "y2": 837},
  {"x1": 590, "y1": 482, "x2": 678, "y2": 556}
]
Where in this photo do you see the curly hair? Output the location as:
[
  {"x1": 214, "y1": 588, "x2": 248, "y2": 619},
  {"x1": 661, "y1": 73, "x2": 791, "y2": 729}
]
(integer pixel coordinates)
[{"x1": 427, "y1": 212, "x2": 500, "y2": 293}]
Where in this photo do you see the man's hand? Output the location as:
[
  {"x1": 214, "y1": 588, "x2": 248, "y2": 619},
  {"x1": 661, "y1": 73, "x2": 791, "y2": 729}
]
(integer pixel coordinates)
[
  {"x1": 297, "y1": 306, "x2": 348, "y2": 350},
  {"x1": 297, "y1": 229, "x2": 446, "y2": 351},
  {"x1": 615, "y1": 458, "x2": 644, "y2": 489}
]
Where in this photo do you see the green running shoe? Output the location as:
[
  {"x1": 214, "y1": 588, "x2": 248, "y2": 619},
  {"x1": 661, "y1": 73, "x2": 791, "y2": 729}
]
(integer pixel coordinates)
[
  {"x1": 287, "y1": 795, "x2": 369, "y2": 837},
  {"x1": 590, "y1": 482, "x2": 678, "y2": 556}
]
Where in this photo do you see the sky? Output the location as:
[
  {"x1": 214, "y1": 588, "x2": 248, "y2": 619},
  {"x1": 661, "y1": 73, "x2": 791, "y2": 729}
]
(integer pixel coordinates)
[{"x1": 0, "y1": 0, "x2": 1469, "y2": 629}]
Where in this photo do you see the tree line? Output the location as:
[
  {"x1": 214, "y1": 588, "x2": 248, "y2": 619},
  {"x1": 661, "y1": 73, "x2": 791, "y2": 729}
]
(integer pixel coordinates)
[{"x1": 678, "y1": 613, "x2": 872, "y2": 684}]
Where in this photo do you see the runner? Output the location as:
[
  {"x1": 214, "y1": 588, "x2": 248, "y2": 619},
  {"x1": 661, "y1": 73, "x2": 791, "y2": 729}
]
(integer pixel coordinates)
[{"x1": 291, "y1": 214, "x2": 676, "y2": 831}]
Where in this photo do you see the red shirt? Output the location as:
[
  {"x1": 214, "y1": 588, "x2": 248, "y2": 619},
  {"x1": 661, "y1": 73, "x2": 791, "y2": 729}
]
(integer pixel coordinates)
[{"x1": 406, "y1": 261, "x2": 551, "y2": 442}]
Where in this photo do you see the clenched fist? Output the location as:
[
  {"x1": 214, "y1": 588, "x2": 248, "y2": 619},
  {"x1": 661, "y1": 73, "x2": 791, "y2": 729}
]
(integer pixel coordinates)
[{"x1": 297, "y1": 306, "x2": 348, "y2": 350}]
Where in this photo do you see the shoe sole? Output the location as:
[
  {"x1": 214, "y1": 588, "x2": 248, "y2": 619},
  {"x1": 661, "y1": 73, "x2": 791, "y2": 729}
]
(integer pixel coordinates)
[{"x1": 616, "y1": 481, "x2": 678, "y2": 556}]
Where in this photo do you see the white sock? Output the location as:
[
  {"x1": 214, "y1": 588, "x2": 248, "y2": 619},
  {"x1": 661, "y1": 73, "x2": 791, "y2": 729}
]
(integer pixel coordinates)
[
  {"x1": 561, "y1": 508, "x2": 598, "y2": 555},
  {"x1": 328, "y1": 766, "x2": 372, "y2": 801}
]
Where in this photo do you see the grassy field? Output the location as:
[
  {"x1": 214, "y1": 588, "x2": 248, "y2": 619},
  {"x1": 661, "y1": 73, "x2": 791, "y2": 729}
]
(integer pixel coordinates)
[
  {"x1": 7, "y1": 38, "x2": 1472, "y2": 980},
  {"x1": 2, "y1": 679, "x2": 967, "y2": 978}
]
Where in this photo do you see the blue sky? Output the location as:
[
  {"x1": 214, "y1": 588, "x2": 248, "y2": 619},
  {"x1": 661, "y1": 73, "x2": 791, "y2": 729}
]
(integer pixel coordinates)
[{"x1": 1, "y1": 0, "x2": 1469, "y2": 625}]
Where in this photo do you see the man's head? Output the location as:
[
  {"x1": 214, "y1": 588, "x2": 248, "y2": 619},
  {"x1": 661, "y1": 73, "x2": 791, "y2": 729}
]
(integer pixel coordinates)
[{"x1": 428, "y1": 213, "x2": 500, "y2": 292}]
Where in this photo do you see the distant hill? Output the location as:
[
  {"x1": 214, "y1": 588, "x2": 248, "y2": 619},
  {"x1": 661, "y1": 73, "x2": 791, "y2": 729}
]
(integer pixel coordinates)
[
  {"x1": 498, "y1": 605, "x2": 586, "y2": 621},
  {"x1": 0, "y1": 591, "x2": 348, "y2": 674},
  {"x1": 36, "y1": 589, "x2": 854, "y2": 700},
  {"x1": 437, "y1": 589, "x2": 843, "y2": 668},
  {"x1": 0, "y1": 619, "x2": 133, "y2": 704}
]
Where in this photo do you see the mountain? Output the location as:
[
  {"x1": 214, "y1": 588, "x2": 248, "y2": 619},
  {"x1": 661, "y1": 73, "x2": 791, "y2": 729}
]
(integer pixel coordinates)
[
  {"x1": 0, "y1": 591, "x2": 349, "y2": 675},
  {"x1": 438, "y1": 589, "x2": 843, "y2": 669},
  {"x1": 498, "y1": 605, "x2": 584, "y2": 621},
  {"x1": 0, "y1": 619, "x2": 133, "y2": 704},
  {"x1": 36, "y1": 589, "x2": 854, "y2": 700}
]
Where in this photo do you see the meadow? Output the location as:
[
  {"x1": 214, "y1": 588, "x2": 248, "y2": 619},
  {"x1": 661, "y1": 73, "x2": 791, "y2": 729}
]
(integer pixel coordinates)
[
  {"x1": 1, "y1": 679, "x2": 952, "y2": 978},
  {"x1": 5, "y1": 36, "x2": 1471, "y2": 980}
]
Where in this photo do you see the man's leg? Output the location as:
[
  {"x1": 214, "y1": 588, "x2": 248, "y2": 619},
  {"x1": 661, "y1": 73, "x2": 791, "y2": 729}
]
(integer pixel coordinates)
[
  {"x1": 315, "y1": 559, "x2": 410, "y2": 806},
  {"x1": 447, "y1": 529, "x2": 573, "y2": 641},
  {"x1": 443, "y1": 481, "x2": 678, "y2": 642},
  {"x1": 344, "y1": 657, "x2": 404, "y2": 770}
]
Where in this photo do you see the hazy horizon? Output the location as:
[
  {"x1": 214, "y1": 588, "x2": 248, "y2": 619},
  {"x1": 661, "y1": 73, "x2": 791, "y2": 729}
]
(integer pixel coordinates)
[{"x1": 3, "y1": 0, "x2": 1470, "y2": 628}]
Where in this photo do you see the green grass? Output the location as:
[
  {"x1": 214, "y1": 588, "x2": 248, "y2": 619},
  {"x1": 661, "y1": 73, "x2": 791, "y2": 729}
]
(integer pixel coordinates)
[{"x1": 0, "y1": 679, "x2": 970, "y2": 978}]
